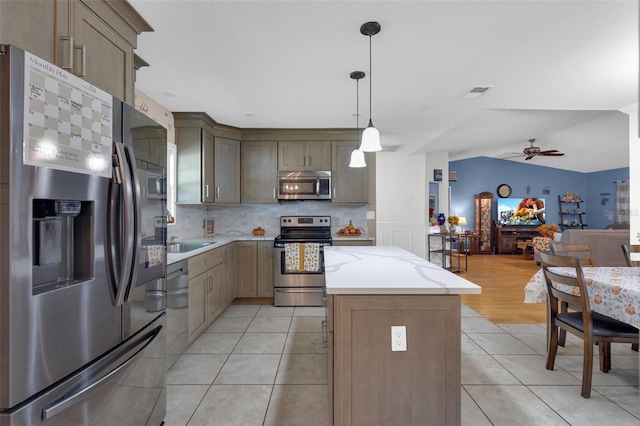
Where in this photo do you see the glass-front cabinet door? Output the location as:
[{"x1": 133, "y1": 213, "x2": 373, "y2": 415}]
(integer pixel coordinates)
[{"x1": 474, "y1": 192, "x2": 494, "y2": 253}]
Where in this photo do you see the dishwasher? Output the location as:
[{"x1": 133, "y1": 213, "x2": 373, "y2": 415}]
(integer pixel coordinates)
[{"x1": 166, "y1": 260, "x2": 189, "y2": 370}]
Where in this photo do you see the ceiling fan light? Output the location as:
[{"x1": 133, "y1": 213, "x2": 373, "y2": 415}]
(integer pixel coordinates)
[{"x1": 349, "y1": 148, "x2": 366, "y2": 168}]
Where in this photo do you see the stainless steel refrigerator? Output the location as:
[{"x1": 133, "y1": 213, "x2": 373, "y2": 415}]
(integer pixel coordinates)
[{"x1": 0, "y1": 45, "x2": 167, "y2": 425}]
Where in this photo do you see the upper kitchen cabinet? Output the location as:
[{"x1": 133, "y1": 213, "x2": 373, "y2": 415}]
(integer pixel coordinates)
[
  {"x1": 214, "y1": 137, "x2": 240, "y2": 203},
  {"x1": 278, "y1": 141, "x2": 331, "y2": 171},
  {"x1": 174, "y1": 112, "x2": 241, "y2": 204},
  {"x1": 175, "y1": 123, "x2": 215, "y2": 204},
  {"x1": 131, "y1": 126, "x2": 167, "y2": 166},
  {"x1": 331, "y1": 141, "x2": 369, "y2": 204},
  {"x1": 0, "y1": 0, "x2": 153, "y2": 104},
  {"x1": 241, "y1": 141, "x2": 278, "y2": 204}
]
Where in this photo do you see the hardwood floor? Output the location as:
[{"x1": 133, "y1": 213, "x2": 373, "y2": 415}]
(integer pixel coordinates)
[{"x1": 459, "y1": 253, "x2": 546, "y2": 324}]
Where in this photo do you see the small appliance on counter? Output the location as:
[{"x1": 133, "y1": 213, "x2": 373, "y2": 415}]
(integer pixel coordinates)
[{"x1": 273, "y1": 216, "x2": 332, "y2": 306}]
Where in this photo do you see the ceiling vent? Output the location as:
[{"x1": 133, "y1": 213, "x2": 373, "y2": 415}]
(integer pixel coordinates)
[{"x1": 462, "y1": 85, "x2": 494, "y2": 99}]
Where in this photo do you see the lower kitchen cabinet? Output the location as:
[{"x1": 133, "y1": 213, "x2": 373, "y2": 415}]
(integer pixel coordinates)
[
  {"x1": 236, "y1": 242, "x2": 258, "y2": 297},
  {"x1": 206, "y1": 262, "x2": 223, "y2": 325},
  {"x1": 326, "y1": 294, "x2": 461, "y2": 425},
  {"x1": 187, "y1": 267, "x2": 209, "y2": 344},
  {"x1": 257, "y1": 241, "x2": 274, "y2": 297},
  {"x1": 235, "y1": 241, "x2": 274, "y2": 298},
  {"x1": 187, "y1": 246, "x2": 228, "y2": 344},
  {"x1": 224, "y1": 243, "x2": 237, "y2": 305}
]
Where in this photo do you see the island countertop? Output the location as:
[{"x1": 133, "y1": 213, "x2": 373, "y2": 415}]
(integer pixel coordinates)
[{"x1": 324, "y1": 245, "x2": 482, "y2": 295}]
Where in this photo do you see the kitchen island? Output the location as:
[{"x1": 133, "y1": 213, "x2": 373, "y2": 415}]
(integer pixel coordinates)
[{"x1": 323, "y1": 246, "x2": 481, "y2": 426}]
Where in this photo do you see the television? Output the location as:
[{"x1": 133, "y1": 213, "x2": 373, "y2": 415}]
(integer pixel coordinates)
[{"x1": 497, "y1": 197, "x2": 546, "y2": 226}]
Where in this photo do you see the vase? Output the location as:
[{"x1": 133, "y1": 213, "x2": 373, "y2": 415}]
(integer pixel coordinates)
[{"x1": 449, "y1": 224, "x2": 456, "y2": 233}]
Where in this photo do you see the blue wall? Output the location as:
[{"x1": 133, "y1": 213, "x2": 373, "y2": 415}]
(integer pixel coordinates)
[
  {"x1": 585, "y1": 168, "x2": 629, "y2": 229},
  {"x1": 448, "y1": 157, "x2": 628, "y2": 231}
]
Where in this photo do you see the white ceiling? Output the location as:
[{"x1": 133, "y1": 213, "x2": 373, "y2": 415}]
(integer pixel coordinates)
[{"x1": 129, "y1": 0, "x2": 638, "y2": 173}]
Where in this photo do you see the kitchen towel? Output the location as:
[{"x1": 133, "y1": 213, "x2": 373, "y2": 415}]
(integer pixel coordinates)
[
  {"x1": 147, "y1": 245, "x2": 164, "y2": 266},
  {"x1": 284, "y1": 243, "x2": 321, "y2": 272}
]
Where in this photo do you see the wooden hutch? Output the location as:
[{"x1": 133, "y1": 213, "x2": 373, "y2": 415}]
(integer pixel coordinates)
[{"x1": 474, "y1": 192, "x2": 495, "y2": 253}]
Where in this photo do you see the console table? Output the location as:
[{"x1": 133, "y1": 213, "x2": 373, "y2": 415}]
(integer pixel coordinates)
[
  {"x1": 428, "y1": 233, "x2": 468, "y2": 272},
  {"x1": 497, "y1": 226, "x2": 540, "y2": 254}
]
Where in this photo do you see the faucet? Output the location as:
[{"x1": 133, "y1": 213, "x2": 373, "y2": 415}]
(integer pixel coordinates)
[{"x1": 170, "y1": 236, "x2": 177, "y2": 244}]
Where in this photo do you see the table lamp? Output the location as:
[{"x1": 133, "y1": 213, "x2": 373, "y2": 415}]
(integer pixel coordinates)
[{"x1": 458, "y1": 216, "x2": 467, "y2": 233}]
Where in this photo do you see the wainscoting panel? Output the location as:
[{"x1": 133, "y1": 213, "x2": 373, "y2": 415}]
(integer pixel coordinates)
[{"x1": 376, "y1": 222, "x2": 427, "y2": 259}]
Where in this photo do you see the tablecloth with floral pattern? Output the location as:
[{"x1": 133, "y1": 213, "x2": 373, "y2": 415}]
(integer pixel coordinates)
[{"x1": 524, "y1": 267, "x2": 640, "y2": 328}]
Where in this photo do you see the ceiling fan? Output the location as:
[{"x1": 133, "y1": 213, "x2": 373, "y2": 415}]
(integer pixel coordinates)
[{"x1": 507, "y1": 139, "x2": 565, "y2": 161}]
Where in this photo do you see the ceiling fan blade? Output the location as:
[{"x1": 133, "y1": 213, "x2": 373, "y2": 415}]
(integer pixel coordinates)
[
  {"x1": 524, "y1": 155, "x2": 535, "y2": 160},
  {"x1": 539, "y1": 152, "x2": 565, "y2": 156},
  {"x1": 502, "y1": 153, "x2": 526, "y2": 159},
  {"x1": 539, "y1": 149, "x2": 560, "y2": 154}
]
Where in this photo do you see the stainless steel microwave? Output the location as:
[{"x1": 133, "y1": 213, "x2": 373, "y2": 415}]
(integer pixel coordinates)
[
  {"x1": 277, "y1": 171, "x2": 331, "y2": 200},
  {"x1": 145, "y1": 169, "x2": 166, "y2": 199}
]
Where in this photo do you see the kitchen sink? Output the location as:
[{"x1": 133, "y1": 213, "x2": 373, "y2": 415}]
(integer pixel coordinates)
[{"x1": 167, "y1": 242, "x2": 215, "y2": 253}]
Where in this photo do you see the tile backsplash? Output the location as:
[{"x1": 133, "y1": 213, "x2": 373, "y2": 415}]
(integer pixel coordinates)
[{"x1": 168, "y1": 203, "x2": 368, "y2": 239}]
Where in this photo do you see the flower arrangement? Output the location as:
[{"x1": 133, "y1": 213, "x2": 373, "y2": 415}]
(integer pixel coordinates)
[
  {"x1": 447, "y1": 215, "x2": 459, "y2": 225},
  {"x1": 429, "y1": 208, "x2": 437, "y2": 226},
  {"x1": 536, "y1": 223, "x2": 559, "y2": 238}
]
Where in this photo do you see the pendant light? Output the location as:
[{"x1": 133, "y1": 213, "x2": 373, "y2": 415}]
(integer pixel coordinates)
[
  {"x1": 349, "y1": 71, "x2": 366, "y2": 168},
  {"x1": 360, "y1": 21, "x2": 382, "y2": 152}
]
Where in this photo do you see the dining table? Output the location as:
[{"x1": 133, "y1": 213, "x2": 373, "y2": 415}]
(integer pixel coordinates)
[{"x1": 524, "y1": 266, "x2": 640, "y2": 329}]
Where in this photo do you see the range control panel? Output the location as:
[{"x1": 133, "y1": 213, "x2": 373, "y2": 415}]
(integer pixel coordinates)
[{"x1": 280, "y1": 216, "x2": 331, "y2": 227}]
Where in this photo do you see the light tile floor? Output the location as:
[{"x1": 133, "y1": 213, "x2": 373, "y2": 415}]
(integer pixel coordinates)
[{"x1": 165, "y1": 304, "x2": 639, "y2": 426}]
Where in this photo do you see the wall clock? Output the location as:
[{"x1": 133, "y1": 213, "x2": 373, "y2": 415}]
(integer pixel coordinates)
[{"x1": 497, "y1": 184, "x2": 512, "y2": 198}]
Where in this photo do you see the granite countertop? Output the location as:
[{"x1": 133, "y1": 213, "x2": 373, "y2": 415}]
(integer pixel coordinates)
[
  {"x1": 166, "y1": 234, "x2": 276, "y2": 264},
  {"x1": 324, "y1": 246, "x2": 482, "y2": 295}
]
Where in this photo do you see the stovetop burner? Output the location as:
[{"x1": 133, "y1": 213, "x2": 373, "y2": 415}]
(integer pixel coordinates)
[{"x1": 275, "y1": 215, "x2": 332, "y2": 247}]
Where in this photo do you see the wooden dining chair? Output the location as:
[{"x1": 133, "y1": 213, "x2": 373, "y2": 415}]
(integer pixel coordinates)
[
  {"x1": 621, "y1": 244, "x2": 640, "y2": 267},
  {"x1": 539, "y1": 252, "x2": 640, "y2": 398},
  {"x1": 548, "y1": 243, "x2": 594, "y2": 346}
]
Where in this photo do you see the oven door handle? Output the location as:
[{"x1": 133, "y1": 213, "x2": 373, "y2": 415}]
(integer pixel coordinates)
[{"x1": 275, "y1": 288, "x2": 324, "y2": 293}]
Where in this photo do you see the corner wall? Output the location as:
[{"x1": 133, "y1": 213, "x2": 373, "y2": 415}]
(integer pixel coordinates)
[{"x1": 376, "y1": 152, "x2": 450, "y2": 258}]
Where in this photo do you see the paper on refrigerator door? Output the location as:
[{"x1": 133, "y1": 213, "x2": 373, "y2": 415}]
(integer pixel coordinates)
[{"x1": 23, "y1": 51, "x2": 113, "y2": 177}]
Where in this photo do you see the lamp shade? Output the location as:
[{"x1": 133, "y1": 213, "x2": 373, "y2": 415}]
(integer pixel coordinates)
[
  {"x1": 458, "y1": 217, "x2": 467, "y2": 226},
  {"x1": 360, "y1": 121, "x2": 381, "y2": 152},
  {"x1": 349, "y1": 148, "x2": 366, "y2": 167}
]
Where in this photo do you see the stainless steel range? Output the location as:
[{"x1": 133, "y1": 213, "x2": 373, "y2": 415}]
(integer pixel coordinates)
[{"x1": 273, "y1": 216, "x2": 332, "y2": 306}]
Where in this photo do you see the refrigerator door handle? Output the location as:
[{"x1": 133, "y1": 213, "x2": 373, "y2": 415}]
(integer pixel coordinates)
[
  {"x1": 110, "y1": 142, "x2": 141, "y2": 306},
  {"x1": 41, "y1": 323, "x2": 163, "y2": 420},
  {"x1": 122, "y1": 144, "x2": 142, "y2": 303}
]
